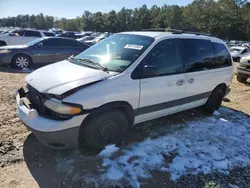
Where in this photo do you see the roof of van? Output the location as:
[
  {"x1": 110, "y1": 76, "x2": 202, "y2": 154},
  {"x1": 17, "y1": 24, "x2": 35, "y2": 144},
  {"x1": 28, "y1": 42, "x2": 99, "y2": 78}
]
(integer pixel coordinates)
[{"x1": 120, "y1": 31, "x2": 224, "y2": 43}]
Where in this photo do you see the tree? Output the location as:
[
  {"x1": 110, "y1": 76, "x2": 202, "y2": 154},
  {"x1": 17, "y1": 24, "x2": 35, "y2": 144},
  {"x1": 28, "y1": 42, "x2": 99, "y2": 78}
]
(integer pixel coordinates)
[{"x1": 0, "y1": 1, "x2": 250, "y2": 40}]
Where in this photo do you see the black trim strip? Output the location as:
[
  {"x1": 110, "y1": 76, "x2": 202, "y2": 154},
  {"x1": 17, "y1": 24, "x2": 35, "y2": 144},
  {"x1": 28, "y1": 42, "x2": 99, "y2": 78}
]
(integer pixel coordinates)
[
  {"x1": 135, "y1": 91, "x2": 211, "y2": 116},
  {"x1": 237, "y1": 67, "x2": 250, "y2": 72}
]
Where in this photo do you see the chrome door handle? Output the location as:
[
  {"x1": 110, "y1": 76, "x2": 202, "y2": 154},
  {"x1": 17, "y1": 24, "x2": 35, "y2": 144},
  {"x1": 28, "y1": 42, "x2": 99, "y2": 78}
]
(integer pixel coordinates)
[
  {"x1": 188, "y1": 78, "x2": 194, "y2": 83},
  {"x1": 176, "y1": 79, "x2": 184, "y2": 86}
]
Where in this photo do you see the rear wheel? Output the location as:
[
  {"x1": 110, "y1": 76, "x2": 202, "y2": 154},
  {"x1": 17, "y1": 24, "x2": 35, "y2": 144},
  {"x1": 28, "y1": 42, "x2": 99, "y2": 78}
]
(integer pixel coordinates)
[
  {"x1": 82, "y1": 110, "x2": 128, "y2": 150},
  {"x1": 237, "y1": 75, "x2": 247, "y2": 83},
  {"x1": 202, "y1": 86, "x2": 225, "y2": 114},
  {"x1": 11, "y1": 54, "x2": 32, "y2": 69}
]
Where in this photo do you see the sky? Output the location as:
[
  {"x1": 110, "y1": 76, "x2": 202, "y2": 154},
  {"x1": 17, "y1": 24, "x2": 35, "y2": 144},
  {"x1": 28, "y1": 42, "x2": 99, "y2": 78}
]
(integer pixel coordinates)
[{"x1": 0, "y1": 0, "x2": 192, "y2": 19}]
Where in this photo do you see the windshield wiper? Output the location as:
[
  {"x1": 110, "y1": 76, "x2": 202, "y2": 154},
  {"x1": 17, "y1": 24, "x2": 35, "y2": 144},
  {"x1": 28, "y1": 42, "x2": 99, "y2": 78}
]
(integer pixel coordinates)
[{"x1": 68, "y1": 57, "x2": 109, "y2": 73}]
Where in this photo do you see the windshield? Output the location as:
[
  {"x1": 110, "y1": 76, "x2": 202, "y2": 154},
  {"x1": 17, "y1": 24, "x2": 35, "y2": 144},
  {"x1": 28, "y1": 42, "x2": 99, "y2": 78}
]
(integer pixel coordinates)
[
  {"x1": 25, "y1": 38, "x2": 44, "y2": 46},
  {"x1": 74, "y1": 34, "x2": 154, "y2": 72}
]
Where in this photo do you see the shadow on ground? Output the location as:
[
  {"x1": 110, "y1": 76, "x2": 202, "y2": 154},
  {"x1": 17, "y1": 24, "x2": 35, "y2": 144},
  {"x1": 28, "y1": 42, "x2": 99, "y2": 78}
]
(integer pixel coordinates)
[
  {"x1": 22, "y1": 107, "x2": 250, "y2": 188},
  {"x1": 22, "y1": 108, "x2": 207, "y2": 187}
]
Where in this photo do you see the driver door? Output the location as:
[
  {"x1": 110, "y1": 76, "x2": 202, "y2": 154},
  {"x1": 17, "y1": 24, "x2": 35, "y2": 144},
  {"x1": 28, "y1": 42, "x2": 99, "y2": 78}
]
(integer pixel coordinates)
[
  {"x1": 135, "y1": 39, "x2": 186, "y2": 123},
  {"x1": 31, "y1": 39, "x2": 59, "y2": 63}
]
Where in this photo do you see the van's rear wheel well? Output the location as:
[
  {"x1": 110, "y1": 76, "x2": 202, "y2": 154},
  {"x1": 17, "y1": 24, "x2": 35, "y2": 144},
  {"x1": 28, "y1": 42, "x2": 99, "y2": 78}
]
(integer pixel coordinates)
[
  {"x1": 202, "y1": 83, "x2": 227, "y2": 114},
  {"x1": 0, "y1": 41, "x2": 7, "y2": 46},
  {"x1": 78, "y1": 101, "x2": 134, "y2": 148}
]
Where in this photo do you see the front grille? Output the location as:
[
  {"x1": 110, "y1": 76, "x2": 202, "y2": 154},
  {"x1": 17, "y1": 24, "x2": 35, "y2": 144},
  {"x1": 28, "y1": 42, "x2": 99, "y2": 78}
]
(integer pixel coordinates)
[
  {"x1": 27, "y1": 85, "x2": 45, "y2": 112},
  {"x1": 27, "y1": 84, "x2": 72, "y2": 120}
]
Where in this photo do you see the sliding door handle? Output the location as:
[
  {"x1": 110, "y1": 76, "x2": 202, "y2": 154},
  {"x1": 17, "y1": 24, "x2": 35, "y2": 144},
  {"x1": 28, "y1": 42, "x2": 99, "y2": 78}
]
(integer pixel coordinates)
[
  {"x1": 188, "y1": 78, "x2": 194, "y2": 83},
  {"x1": 176, "y1": 79, "x2": 184, "y2": 86}
]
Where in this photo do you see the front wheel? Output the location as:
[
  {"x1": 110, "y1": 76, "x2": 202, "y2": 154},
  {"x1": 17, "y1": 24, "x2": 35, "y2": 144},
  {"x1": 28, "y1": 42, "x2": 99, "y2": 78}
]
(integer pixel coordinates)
[
  {"x1": 12, "y1": 54, "x2": 32, "y2": 69},
  {"x1": 202, "y1": 87, "x2": 225, "y2": 114},
  {"x1": 82, "y1": 111, "x2": 129, "y2": 150}
]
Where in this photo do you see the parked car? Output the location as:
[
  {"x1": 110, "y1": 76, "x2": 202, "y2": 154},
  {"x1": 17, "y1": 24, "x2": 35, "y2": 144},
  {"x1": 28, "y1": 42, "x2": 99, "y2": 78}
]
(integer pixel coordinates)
[
  {"x1": 84, "y1": 32, "x2": 110, "y2": 46},
  {"x1": 77, "y1": 36, "x2": 95, "y2": 43},
  {"x1": 0, "y1": 37, "x2": 88, "y2": 68},
  {"x1": 16, "y1": 31, "x2": 233, "y2": 150},
  {"x1": 236, "y1": 55, "x2": 250, "y2": 83},
  {"x1": 230, "y1": 46, "x2": 250, "y2": 62},
  {"x1": 242, "y1": 43, "x2": 250, "y2": 48},
  {"x1": 0, "y1": 29, "x2": 55, "y2": 46}
]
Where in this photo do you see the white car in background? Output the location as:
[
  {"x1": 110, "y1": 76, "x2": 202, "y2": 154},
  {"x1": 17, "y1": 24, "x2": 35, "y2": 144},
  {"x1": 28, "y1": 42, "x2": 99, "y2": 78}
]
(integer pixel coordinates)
[
  {"x1": 236, "y1": 55, "x2": 250, "y2": 83},
  {"x1": 230, "y1": 46, "x2": 250, "y2": 62},
  {"x1": 0, "y1": 29, "x2": 55, "y2": 46}
]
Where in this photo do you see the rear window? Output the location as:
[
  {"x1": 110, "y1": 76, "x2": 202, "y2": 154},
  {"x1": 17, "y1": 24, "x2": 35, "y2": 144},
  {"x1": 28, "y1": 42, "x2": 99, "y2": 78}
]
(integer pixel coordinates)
[
  {"x1": 24, "y1": 30, "x2": 42, "y2": 37},
  {"x1": 212, "y1": 42, "x2": 232, "y2": 68},
  {"x1": 182, "y1": 39, "x2": 214, "y2": 72},
  {"x1": 43, "y1": 32, "x2": 55, "y2": 36}
]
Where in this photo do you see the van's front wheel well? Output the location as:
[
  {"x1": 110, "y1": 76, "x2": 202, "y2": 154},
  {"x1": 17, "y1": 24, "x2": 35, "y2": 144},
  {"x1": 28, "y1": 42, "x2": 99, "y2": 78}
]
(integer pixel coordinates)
[{"x1": 78, "y1": 101, "x2": 135, "y2": 148}]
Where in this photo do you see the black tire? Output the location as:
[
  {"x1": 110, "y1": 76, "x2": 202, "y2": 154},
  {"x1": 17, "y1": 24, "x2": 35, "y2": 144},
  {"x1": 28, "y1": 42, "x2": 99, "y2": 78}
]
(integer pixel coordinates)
[
  {"x1": 82, "y1": 110, "x2": 128, "y2": 150},
  {"x1": 202, "y1": 86, "x2": 225, "y2": 114},
  {"x1": 11, "y1": 54, "x2": 32, "y2": 69},
  {"x1": 235, "y1": 57, "x2": 241, "y2": 62},
  {"x1": 237, "y1": 75, "x2": 247, "y2": 83}
]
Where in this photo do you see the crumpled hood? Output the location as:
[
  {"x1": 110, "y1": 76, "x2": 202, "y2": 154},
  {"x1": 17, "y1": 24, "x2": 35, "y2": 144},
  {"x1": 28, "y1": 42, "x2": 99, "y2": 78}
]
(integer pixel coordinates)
[
  {"x1": 26, "y1": 60, "x2": 112, "y2": 95},
  {"x1": 0, "y1": 45, "x2": 27, "y2": 50}
]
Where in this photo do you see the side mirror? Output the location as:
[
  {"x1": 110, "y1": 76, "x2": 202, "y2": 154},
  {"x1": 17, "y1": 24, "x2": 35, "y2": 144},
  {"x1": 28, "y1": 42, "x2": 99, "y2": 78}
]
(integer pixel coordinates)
[
  {"x1": 36, "y1": 43, "x2": 43, "y2": 48},
  {"x1": 143, "y1": 65, "x2": 158, "y2": 77}
]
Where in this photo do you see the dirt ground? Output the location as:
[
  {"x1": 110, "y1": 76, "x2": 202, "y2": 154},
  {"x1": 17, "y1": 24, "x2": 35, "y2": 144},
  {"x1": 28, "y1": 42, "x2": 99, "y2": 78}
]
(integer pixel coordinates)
[{"x1": 0, "y1": 66, "x2": 250, "y2": 188}]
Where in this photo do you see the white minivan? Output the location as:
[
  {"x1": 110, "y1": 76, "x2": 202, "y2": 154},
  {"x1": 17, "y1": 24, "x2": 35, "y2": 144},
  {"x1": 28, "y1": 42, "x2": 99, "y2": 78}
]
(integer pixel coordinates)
[{"x1": 16, "y1": 31, "x2": 233, "y2": 150}]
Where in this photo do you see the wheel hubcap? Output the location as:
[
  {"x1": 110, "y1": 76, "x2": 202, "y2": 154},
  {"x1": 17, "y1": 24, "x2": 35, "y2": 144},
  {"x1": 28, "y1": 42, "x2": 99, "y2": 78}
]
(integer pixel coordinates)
[
  {"x1": 16, "y1": 57, "x2": 29, "y2": 68},
  {"x1": 98, "y1": 120, "x2": 118, "y2": 140}
]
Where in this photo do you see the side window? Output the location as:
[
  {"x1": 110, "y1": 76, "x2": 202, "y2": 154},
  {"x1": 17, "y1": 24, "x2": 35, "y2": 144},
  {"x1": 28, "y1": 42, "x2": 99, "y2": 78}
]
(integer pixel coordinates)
[
  {"x1": 42, "y1": 38, "x2": 83, "y2": 47},
  {"x1": 25, "y1": 31, "x2": 42, "y2": 37},
  {"x1": 43, "y1": 32, "x2": 55, "y2": 37},
  {"x1": 182, "y1": 39, "x2": 214, "y2": 72},
  {"x1": 11, "y1": 30, "x2": 24, "y2": 37},
  {"x1": 212, "y1": 42, "x2": 232, "y2": 68},
  {"x1": 241, "y1": 49, "x2": 247, "y2": 54},
  {"x1": 61, "y1": 39, "x2": 83, "y2": 47},
  {"x1": 142, "y1": 39, "x2": 183, "y2": 77},
  {"x1": 42, "y1": 39, "x2": 62, "y2": 46}
]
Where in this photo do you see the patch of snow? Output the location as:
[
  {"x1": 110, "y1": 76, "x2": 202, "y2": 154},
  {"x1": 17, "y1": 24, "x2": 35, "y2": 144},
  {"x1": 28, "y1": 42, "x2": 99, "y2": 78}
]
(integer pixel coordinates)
[
  {"x1": 21, "y1": 68, "x2": 33, "y2": 73},
  {"x1": 99, "y1": 144, "x2": 119, "y2": 157},
  {"x1": 213, "y1": 110, "x2": 221, "y2": 116},
  {"x1": 100, "y1": 107, "x2": 250, "y2": 186}
]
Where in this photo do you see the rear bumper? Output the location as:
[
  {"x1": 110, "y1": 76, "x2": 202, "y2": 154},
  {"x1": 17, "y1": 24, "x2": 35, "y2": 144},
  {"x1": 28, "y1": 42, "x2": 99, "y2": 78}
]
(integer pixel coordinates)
[{"x1": 16, "y1": 94, "x2": 88, "y2": 149}]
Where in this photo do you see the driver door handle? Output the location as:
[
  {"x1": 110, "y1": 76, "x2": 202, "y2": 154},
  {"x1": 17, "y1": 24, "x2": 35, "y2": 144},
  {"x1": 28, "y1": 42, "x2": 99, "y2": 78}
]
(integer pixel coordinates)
[{"x1": 176, "y1": 79, "x2": 184, "y2": 86}]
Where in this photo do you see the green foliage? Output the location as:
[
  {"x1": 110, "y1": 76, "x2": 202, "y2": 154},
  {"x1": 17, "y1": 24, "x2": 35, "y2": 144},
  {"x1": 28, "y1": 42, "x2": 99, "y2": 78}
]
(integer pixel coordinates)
[{"x1": 0, "y1": 0, "x2": 250, "y2": 40}]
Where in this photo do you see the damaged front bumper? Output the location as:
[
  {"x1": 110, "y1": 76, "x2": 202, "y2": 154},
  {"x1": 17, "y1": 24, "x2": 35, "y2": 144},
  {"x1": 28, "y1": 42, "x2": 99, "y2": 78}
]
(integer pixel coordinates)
[{"x1": 16, "y1": 89, "x2": 88, "y2": 149}]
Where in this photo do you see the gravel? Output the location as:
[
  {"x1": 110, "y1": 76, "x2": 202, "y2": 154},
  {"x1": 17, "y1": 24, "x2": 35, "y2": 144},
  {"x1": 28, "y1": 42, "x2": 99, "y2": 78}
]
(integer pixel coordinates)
[{"x1": 0, "y1": 66, "x2": 250, "y2": 188}]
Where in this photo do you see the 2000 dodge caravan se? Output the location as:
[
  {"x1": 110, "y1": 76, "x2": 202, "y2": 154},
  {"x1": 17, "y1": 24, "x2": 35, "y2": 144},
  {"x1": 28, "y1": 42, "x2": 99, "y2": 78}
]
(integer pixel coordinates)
[{"x1": 16, "y1": 30, "x2": 233, "y2": 150}]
